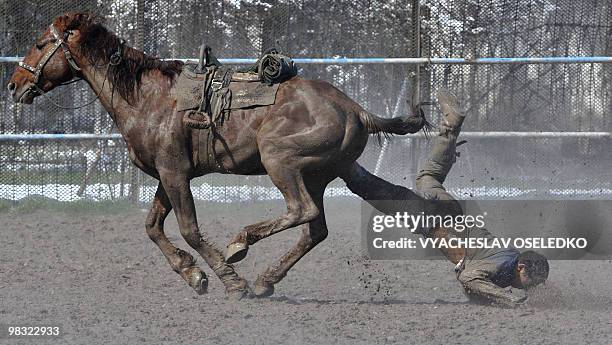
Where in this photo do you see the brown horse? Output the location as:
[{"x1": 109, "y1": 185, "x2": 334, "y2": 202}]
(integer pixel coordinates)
[{"x1": 8, "y1": 12, "x2": 428, "y2": 299}]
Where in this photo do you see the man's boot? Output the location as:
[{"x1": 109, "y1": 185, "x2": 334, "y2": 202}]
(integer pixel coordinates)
[
  {"x1": 416, "y1": 90, "x2": 468, "y2": 187},
  {"x1": 437, "y1": 90, "x2": 465, "y2": 134}
]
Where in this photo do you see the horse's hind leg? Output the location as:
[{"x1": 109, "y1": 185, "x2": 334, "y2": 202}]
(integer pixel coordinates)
[
  {"x1": 146, "y1": 183, "x2": 207, "y2": 294},
  {"x1": 252, "y1": 178, "x2": 329, "y2": 297},
  {"x1": 225, "y1": 165, "x2": 321, "y2": 264}
]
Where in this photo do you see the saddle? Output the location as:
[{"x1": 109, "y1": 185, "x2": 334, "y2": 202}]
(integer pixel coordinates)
[{"x1": 174, "y1": 45, "x2": 298, "y2": 130}]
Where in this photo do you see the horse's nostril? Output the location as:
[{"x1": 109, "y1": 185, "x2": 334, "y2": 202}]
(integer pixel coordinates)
[{"x1": 7, "y1": 82, "x2": 16, "y2": 93}]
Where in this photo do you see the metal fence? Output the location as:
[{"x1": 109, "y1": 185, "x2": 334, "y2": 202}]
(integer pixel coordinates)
[{"x1": 0, "y1": 0, "x2": 610, "y2": 204}]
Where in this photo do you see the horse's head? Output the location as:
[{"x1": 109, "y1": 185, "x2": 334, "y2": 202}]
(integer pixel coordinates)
[{"x1": 7, "y1": 13, "x2": 92, "y2": 104}]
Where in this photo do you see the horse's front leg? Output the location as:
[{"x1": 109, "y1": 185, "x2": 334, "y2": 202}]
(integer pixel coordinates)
[
  {"x1": 159, "y1": 171, "x2": 250, "y2": 300},
  {"x1": 146, "y1": 183, "x2": 208, "y2": 294}
]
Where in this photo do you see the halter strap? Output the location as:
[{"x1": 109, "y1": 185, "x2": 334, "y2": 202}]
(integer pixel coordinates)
[
  {"x1": 18, "y1": 24, "x2": 81, "y2": 85},
  {"x1": 17, "y1": 24, "x2": 128, "y2": 110}
]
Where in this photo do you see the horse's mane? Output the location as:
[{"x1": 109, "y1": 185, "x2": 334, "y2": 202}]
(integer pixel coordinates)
[{"x1": 54, "y1": 12, "x2": 183, "y2": 104}]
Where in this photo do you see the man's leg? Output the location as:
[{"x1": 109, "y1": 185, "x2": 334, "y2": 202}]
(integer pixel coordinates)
[
  {"x1": 341, "y1": 90, "x2": 467, "y2": 213},
  {"x1": 342, "y1": 162, "x2": 424, "y2": 203},
  {"x1": 415, "y1": 91, "x2": 470, "y2": 264},
  {"x1": 415, "y1": 90, "x2": 466, "y2": 201}
]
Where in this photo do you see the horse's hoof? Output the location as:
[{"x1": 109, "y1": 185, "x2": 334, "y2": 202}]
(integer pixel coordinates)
[
  {"x1": 226, "y1": 242, "x2": 249, "y2": 264},
  {"x1": 253, "y1": 279, "x2": 275, "y2": 298},
  {"x1": 226, "y1": 286, "x2": 252, "y2": 302},
  {"x1": 183, "y1": 267, "x2": 208, "y2": 295}
]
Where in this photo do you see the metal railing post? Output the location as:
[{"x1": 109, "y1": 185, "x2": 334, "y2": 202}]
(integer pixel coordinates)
[{"x1": 129, "y1": 0, "x2": 146, "y2": 205}]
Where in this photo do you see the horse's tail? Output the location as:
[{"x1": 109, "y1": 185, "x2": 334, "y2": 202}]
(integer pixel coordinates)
[{"x1": 358, "y1": 107, "x2": 432, "y2": 144}]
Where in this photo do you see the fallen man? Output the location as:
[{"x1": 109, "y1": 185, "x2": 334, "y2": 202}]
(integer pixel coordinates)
[{"x1": 341, "y1": 91, "x2": 549, "y2": 308}]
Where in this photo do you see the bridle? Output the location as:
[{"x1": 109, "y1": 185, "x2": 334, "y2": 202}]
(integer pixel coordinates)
[
  {"x1": 19, "y1": 24, "x2": 82, "y2": 87},
  {"x1": 17, "y1": 23, "x2": 122, "y2": 110}
]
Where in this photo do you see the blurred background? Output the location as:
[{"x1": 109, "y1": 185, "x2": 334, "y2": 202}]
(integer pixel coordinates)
[{"x1": 0, "y1": 0, "x2": 610, "y2": 204}]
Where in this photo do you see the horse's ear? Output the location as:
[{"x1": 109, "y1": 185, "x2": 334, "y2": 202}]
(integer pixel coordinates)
[
  {"x1": 73, "y1": 13, "x2": 94, "y2": 26},
  {"x1": 57, "y1": 12, "x2": 95, "y2": 30}
]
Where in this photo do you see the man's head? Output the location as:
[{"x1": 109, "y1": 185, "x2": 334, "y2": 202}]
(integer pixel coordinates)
[{"x1": 514, "y1": 250, "x2": 549, "y2": 289}]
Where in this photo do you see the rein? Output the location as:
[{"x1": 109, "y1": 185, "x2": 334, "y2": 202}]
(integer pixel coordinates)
[{"x1": 18, "y1": 23, "x2": 123, "y2": 110}]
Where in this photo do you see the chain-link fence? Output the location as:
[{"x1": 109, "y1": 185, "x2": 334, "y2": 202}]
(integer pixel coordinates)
[
  {"x1": 380, "y1": 0, "x2": 612, "y2": 199},
  {"x1": 0, "y1": 0, "x2": 610, "y2": 204}
]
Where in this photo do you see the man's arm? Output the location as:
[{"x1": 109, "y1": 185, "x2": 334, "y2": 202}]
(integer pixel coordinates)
[{"x1": 458, "y1": 269, "x2": 527, "y2": 308}]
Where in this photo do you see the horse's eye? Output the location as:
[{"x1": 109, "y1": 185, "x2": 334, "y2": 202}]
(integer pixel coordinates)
[{"x1": 35, "y1": 37, "x2": 57, "y2": 50}]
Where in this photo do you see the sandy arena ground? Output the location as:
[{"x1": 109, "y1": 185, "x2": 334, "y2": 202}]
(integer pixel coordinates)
[{"x1": 1, "y1": 198, "x2": 611, "y2": 344}]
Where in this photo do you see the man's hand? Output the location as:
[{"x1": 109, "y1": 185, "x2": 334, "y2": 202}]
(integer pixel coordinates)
[
  {"x1": 502, "y1": 293, "x2": 528, "y2": 309},
  {"x1": 459, "y1": 270, "x2": 528, "y2": 308}
]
